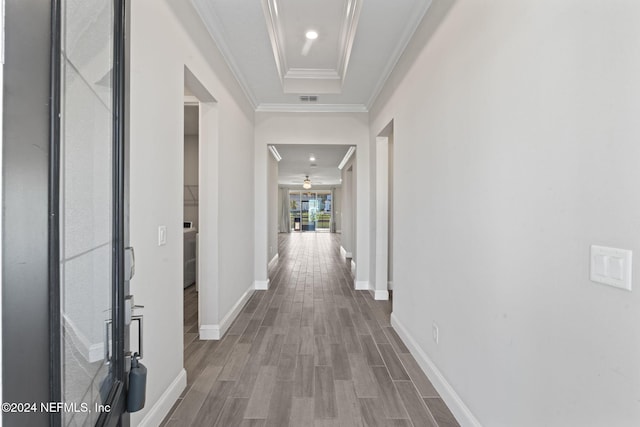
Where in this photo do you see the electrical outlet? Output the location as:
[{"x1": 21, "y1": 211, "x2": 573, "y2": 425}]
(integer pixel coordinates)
[{"x1": 432, "y1": 322, "x2": 439, "y2": 344}]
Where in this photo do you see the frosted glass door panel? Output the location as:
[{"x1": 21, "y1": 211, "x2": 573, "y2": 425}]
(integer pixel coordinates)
[{"x1": 60, "y1": 0, "x2": 114, "y2": 425}]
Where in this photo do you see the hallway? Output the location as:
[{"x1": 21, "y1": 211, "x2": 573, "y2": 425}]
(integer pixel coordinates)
[{"x1": 163, "y1": 233, "x2": 459, "y2": 426}]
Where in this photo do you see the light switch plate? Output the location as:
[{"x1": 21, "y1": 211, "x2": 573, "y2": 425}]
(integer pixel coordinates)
[
  {"x1": 590, "y1": 245, "x2": 632, "y2": 291},
  {"x1": 158, "y1": 226, "x2": 167, "y2": 246}
]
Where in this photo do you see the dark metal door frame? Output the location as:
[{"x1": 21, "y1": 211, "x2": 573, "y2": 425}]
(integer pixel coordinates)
[
  {"x1": 2, "y1": 0, "x2": 53, "y2": 422},
  {"x1": 2, "y1": 0, "x2": 129, "y2": 423}
]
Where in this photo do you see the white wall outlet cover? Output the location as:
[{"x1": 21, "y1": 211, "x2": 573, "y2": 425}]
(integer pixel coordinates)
[{"x1": 590, "y1": 245, "x2": 632, "y2": 291}]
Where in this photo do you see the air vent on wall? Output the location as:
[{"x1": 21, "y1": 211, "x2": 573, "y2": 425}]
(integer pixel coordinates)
[{"x1": 299, "y1": 95, "x2": 318, "y2": 102}]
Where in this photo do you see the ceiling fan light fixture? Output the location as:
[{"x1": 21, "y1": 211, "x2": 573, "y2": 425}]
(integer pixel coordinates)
[
  {"x1": 305, "y1": 30, "x2": 318, "y2": 40},
  {"x1": 303, "y1": 176, "x2": 312, "y2": 189}
]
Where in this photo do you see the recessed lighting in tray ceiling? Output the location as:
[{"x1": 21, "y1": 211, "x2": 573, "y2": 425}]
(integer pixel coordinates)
[{"x1": 302, "y1": 30, "x2": 318, "y2": 56}]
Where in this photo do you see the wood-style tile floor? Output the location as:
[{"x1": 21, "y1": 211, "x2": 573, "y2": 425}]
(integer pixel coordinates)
[{"x1": 162, "y1": 232, "x2": 459, "y2": 427}]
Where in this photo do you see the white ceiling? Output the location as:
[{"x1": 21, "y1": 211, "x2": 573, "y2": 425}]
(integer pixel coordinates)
[
  {"x1": 273, "y1": 144, "x2": 353, "y2": 187},
  {"x1": 191, "y1": 0, "x2": 432, "y2": 112}
]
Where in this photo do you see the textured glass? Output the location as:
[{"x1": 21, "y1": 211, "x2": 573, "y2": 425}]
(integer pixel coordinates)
[{"x1": 60, "y1": 0, "x2": 114, "y2": 425}]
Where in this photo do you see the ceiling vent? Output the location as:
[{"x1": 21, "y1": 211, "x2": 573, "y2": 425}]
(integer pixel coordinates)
[
  {"x1": 310, "y1": 163, "x2": 318, "y2": 168},
  {"x1": 299, "y1": 95, "x2": 318, "y2": 102}
]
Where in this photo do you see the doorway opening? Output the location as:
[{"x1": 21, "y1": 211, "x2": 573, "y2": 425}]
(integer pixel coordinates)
[
  {"x1": 183, "y1": 103, "x2": 199, "y2": 342},
  {"x1": 375, "y1": 120, "x2": 394, "y2": 301},
  {"x1": 271, "y1": 144, "x2": 353, "y2": 273},
  {"x1": 182, "y1": 66, "x2": 219, "y2": 345},
  {"x1": 289, "y1": 190, "x2": 333, "y2": 232}
]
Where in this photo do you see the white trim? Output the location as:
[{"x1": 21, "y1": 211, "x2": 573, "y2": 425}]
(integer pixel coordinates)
[
  {"x1": 340, "y1": 246, "x2": 353, "y2": 258},
  {"x1": 261, "y1": 0, "x2": 286, "y2": 84},
  {"x1": 338, "y1": 146, "x2": 356, "y2": 170},
  {"x1": 391, "y1": 313, "x2": 482, "y2": 427},
  {"x1": 355, "y1": 281, "x2": 370, "y2": 291},
  {"x1": 255, "y1": 103, "x2": 368, "y2": 113},
  {"x1": 199, "y1": 284, "x2": 255, "y2": 340},
  {"x1": 351, "y1": 260, "x2": 356, "y2": 273},
  {"x1": 62, "y1": 314, "x2": 104, "y2": 363},
  {"x1": 388, "y1": 281, "x2": 394, "y2": 290},
  {"x1": 183, "y1": 95, "x2": 199, "y2": 105},
  {"x1": 336, "y1": 0, "x2": 363, "y2": 81},
  {"x1": 135, "y1": 369, "x2": 187, "y2": 427},
  {"x1": 190, "y1": 0, "x2": 258, "y2": 108},
  {"x1": 285, "y1": 68, "x2": 340, "y2": 79},
  {"x1": 268, "y1": 253, "x2": 279, "y2": 269},
  {"x1": 374, "y1": 290, "x2": 389, "y2": 301},
  {"x1": 262, "y1": 0, "x2": 362, "y2": 87},
  {"x1": 254, "y1": 279, "x2": 271, "y2": 290},
  {"x1": 375, "y1": 136, "x2": 390, "y2": 303},
  {"x1": 199, "y1": 324, "x2": 221, "y2": 340},
  {"x1": 365, "y1": 0, "x2": 434, "y2": 109}
]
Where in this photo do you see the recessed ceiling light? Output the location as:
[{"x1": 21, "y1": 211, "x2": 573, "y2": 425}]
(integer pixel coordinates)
[
  {"x1": 305, "y1": 30, "x2": 318, "y2": 40},
  {"x1": 309, "y1": 155, "x2": 316, "y2": 161}
]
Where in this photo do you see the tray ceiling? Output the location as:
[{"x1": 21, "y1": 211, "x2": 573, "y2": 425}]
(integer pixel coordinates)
[
  {"x1": 273, "y1": 144, "x2": 353, "y2": 186},
  {"x1": 191, "y1": 0, "x2": 432, "y2": 112}
]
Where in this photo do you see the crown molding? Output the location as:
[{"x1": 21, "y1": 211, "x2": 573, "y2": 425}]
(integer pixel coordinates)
[
  {"x1": 261, "y1": 0, "x2": 287, "y2": 84},
  {"x1": 191, "y1": 0, "x2": 259, "y2": 109},
  {"x1": 262, "y1": 0, "x2": 362, "y2": 91},
  {"x1": 337, "y1": 0, "x2": 363, "y2": 80},
  {"x1": 365, "y1": 0, "x2": 434, "y2": 109},
  {"x1": 192, "y1": 0, "x2": 430, "y2": 114},
  {"x1": 256, "y1": 103, "x2": 368, "y2": 113},
  {"x1": 285, "y1": 69, "x2": 341, "y2": 80}
]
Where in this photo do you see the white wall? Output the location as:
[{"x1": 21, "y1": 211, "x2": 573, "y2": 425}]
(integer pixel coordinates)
[
  {"x1": 254, "y1": 112, "x2": 370, "y2": 288},
  {"x1": 340, "y1": 159, "x2": 355, "y2": 258},
  {"x1": 388, "y1": 133, "x2": 394, "y2": 288},
  {"x1": 128, "y1": 0, "x2": 254, "y2": 424},
  {"x1": 333, "y1": 186, "x2": 342, "y2": 233},
  {"x1": 267, "y1": 153, "x2": 278, "y2": 264},
  {"x1": 370, "y1": 0, "x2": 640, "y2": 425}
]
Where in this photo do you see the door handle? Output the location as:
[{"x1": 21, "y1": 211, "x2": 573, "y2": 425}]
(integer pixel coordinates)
[
  {"x1": 125, "y1": 294, "x2": 144, "y2": 325},
  {"x1": 125, "y1": 294, "x2": 144, "y2": 358},
  {"x1": 130, "y1": 314, "x2": 144, "y2": 359},
  {"x1": 125, "y1": 246, "x2": 135, "y2": 281},
  {"x1": 104, "y1": 319, "x2": 112, "y2": 364}
]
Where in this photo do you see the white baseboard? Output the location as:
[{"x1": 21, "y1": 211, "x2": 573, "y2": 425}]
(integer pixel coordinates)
[
  {"x1": 254, "y1": 279, "x2": 270, "y2": 290},
  {"x1": 355, "y1": 281, "x2": 370, "y2": 291},
  {"x1": 374, "y1": 290, "x2": 389, "y2": 300},
  {"x1": 390, "y1": 313, "x2": 482, "y2": 427},
  {"x1": 200, "y1": 284, "x2": 255, "y2": 340},
  {"x1": 268, "y1": 253, "x2": 279, "y2": 269},
  {"x1": 340, "y1": 246, "x2": 353, "y2": 258},
  {"x1": 134, "y1": 368, "x2": 187, "y2": 427},
  {"x1": 199, "y1": 324, "x2": 221, "y2": 340},
  {"x1": 63, "y1": 314, "x2": 103, "y2": 363}
]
